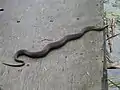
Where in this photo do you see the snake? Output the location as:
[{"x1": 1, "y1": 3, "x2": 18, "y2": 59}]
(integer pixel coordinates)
[{"x1": 2, "y1": 25, "x2": 108, "y2": 67}]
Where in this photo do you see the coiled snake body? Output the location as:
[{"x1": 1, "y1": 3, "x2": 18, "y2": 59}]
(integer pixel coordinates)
[{"x1": 3, "y1": 25, "x2": 108, "y2": 67}]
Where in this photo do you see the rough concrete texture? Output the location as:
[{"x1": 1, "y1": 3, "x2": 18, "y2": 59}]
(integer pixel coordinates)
[{"x1": 0, "y1": 0, "x2": 104, "y2": 90}]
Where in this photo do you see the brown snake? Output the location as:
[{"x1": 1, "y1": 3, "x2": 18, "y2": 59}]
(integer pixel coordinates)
[{"x1": 2, "y1": 25, "x2": 108, "y2": 67}]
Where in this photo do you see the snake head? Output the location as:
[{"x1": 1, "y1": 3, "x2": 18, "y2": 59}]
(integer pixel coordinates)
[{"x1": 84, "y1": 25, "x2": 108, "y2": 31}]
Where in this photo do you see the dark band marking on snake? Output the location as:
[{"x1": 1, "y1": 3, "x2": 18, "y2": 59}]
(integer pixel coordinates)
[{"x1": 2, "y1": 25, "x2": 108, "y2": 67}]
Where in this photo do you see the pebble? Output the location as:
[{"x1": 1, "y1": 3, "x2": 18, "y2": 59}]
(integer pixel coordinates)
[{"x1": 0, "y1": 8, "x2": 4, "y2": 11}]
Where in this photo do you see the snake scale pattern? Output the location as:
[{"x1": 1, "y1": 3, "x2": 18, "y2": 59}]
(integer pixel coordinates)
[{"x1": 2, "y1": 25, "x2": 108, "y2": 67}]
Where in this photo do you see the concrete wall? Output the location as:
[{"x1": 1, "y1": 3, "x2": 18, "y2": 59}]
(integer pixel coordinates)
[{"x1": 0, "y1": 0, "x2": 104, "y2": 90}]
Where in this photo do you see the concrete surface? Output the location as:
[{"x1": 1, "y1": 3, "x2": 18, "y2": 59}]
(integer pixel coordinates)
[{"x1": 0, "y1": 0, "x2": 104, "y2": 90}]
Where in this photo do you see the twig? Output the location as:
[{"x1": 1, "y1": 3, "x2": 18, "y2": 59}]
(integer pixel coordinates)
[
  {"x1": 106, "y1": 29, "x2": 112, "y2": 53},
  {"x1": 108, "y1": 79, "x2": 120, "y2": 89},
  {"x1": 106, "y1": 33, "x2": 120, "y2": 41},
  {"x1": 107, "y1": 61, "x2": 120, "y2": 69},
  {"x1": 110, "y1": 18, "x2": 115, "y2": 36},
  {"x1": 105, "y1": 49, "x2": 113, "y2": 63},
  {"x1": 106, "y1": 55, "x2": 113, "y2": 63}
]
